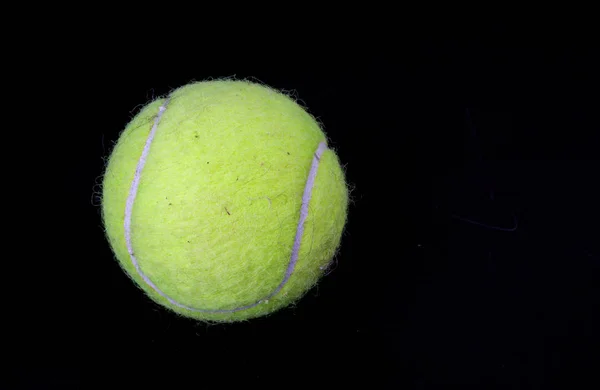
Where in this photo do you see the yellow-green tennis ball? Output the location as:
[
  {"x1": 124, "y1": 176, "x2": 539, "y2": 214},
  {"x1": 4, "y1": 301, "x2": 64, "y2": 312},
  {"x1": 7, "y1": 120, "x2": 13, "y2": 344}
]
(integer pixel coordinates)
[{"x1": 101, "y1": 80, "x2": 348, "y2": 322}]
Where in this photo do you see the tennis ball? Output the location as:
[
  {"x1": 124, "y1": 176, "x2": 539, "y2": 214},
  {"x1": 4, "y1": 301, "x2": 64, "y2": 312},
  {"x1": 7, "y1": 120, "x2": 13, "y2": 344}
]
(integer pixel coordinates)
[{"x1": 102, "y1": 80, "x2": 348, "y2": 322}]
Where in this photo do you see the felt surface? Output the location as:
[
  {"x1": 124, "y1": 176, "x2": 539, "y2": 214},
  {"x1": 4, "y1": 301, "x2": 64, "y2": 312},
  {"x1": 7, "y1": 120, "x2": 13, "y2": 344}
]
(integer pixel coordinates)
[{"x1": 102, "y1": 80, "x2": 348, "y2": 321}]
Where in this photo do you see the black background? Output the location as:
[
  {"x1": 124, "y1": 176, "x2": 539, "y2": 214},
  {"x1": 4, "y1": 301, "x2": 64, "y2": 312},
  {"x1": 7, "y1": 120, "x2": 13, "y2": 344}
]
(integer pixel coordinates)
[{"x1": 17, "y1": 26, "x2": 599, "y2": 388}]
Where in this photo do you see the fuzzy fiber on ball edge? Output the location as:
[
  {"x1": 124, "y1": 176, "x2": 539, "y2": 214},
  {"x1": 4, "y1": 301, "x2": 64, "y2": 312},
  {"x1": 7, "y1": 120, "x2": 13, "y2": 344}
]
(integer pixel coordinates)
[{"x1": 102, "y1": 80, "x2": 348, "y2": 322}]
